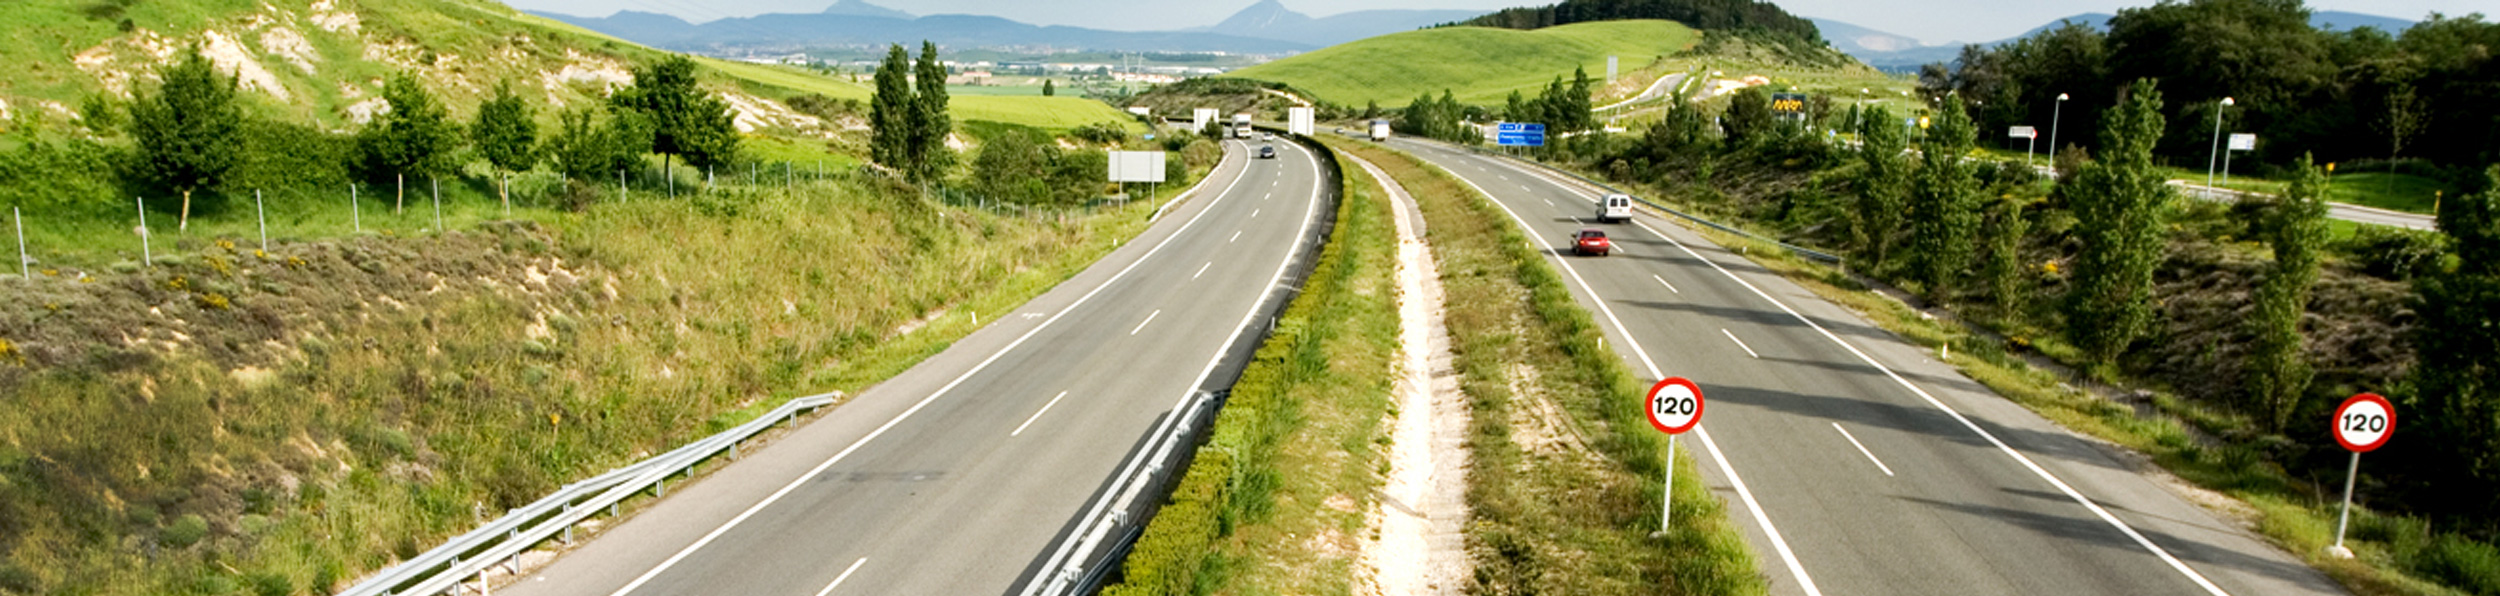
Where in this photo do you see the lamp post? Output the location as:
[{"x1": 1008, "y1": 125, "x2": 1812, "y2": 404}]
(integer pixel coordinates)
[
  {"x1": 2207, "y1": 96, "x2": 2235, "y2": 188},
  {"x1": 2048, "y1": 93, "x2": 2068, "y2": 163}
]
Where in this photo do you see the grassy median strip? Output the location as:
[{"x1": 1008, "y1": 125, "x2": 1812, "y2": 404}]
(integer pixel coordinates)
[
  {"x1": 1337, "y1": 140, "x2": 1763, "y2": 596},
  {"x1": 1104, "y1": 147, "x2": 1398, "y2": 596}
]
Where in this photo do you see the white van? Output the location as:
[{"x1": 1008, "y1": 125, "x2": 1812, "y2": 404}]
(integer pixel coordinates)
[{"x1": 1595, "y1": 194, "x2": 1634, "y2": 223}]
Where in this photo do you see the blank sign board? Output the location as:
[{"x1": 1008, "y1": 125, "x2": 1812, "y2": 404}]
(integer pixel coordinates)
[{"x1": 1108, "y1": 151, "x2": 1167, "y2": 183}]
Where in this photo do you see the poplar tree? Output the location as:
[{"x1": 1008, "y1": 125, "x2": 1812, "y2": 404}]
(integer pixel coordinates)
[
  {"x1": 128, "y1": 46, "x2": 241, "y2": 230},
  {"x1": 2247, "y1": 153, "x2": 2328, "y2": 431},
  {"x1": 911, "y1": 41, "x2": 954, "y2": 183},
  {"x1": 1909, "y1": 95, "x2": 1981, "y2": 302},
  {"x1": 1982, "y1": 194, "x2": 2031, "y2": 314},
  {"x1": 2064, "y1": 79, "x2": 2173, "y2": 365},
  {"x1": 472, "y1": 81, "x2": 538, "y2": 208},
  {"x1": 869, "y1": 43, "x2": 913, "y2": 174},
  {"x1": 1855, "y1": 104, "x2": 1910, "y2": 268}
]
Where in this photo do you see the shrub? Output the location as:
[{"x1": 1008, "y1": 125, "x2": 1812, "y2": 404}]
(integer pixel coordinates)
[
  {"x1": 162, "y1": 513, "x2": 209, "y2": 548},
  {"x1": 1104, "y1": 450, "x2": 1232, "y2": 596},
  {"x1": 2419, "y1": 535, "x2": 2500, "y2": 595},
  {"x1": 2337, "y1": 225, "x2": 2448, "y2": 280},
  {"x1": 1069, "y1": 122, "x2": 1127, "y2": 145}
]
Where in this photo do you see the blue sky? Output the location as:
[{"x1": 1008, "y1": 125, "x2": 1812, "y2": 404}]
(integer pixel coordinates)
[{"x1": 501, "y1": 0, "x2": 2485, "y2": 46}]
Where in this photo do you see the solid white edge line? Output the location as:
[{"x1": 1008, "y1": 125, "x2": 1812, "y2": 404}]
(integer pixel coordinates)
[
  {"x1": 1654, "y1": 274, "x2": 1681, "y2": 294},
  {"x1": 810, "y1": 558, "x2": 868, "y2": 596},
  {"x1": 1018, "y1": 137, "x2": 1328, "y2": 596},
  {"x1": 1412, "y1": 141, "x2": 1824, "y2": 596},
  {"x1": 602, "y1": 134, "x2": 1264, "y2": 596},
  {"x1": 1193, "y1": 262, "x2": 1212, "y2": 279},
  {"x1": 1721, "y1": 328, "x2": 1760, "y2": 359},
  {"x1": 1131, "y1": 310, "x2": 1162, "y2": 336},
  {"x1": 1013, "y1": 391, "x2": 1072, "y2": 437},
  {"x1": 1832, "y1": 423, "x2": 1896, "y2": 477},
  {"x1": 1627, "y1": 218, "x2": 2233, "y2": 596}
]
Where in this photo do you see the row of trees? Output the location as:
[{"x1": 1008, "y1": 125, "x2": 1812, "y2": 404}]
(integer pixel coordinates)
[
  {"x1": 1923, "y1": 0, "x2": 2498, "y2": 171},
  {"x1": 123, "y1": 48, "x2": 743, "y2": 222},
  {"x1": 1502, "y1": 68, "x2": 1599, "y2": 133},
  {"x1": 869, "y1": 41, "x2": 952, "y2": 183},
  {"x1": 1394, "y1": 90, "x2": 1481, "y2": 144}
]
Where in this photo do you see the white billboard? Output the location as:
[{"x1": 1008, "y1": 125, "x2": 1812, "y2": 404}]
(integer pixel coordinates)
[
  {"x1": 1107, "y1": 151, "x2": 1168, "y2": 183},
  {"x1": 2229, "y1": 133, "x2": 2258, "y2": 151},
  {"x1": 1287, "y1": 107, "x2": 1315, "y2": 136}
]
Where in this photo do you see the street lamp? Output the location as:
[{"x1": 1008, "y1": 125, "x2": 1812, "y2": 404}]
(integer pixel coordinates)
[
  {"x1": 2048, "y1": 93, "x2": 2068, "y2": 165},
  {"x1": 2207, "y1": 96, "x2": 2235, "y2": 188}
]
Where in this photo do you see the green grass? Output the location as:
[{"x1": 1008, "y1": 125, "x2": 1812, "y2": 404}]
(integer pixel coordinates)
[
  {"x1": 2140, "y1": 164, "x2": 2455, "y2": 216},
  {"x1": 1337, "y1": 139, "x2": 1763, "y2": 596},
  {"x1": 1230, "y1": 20, "x2": 1700, "y2": 107},
  {"x1": 701, "y1": 59, "x2": 1136, "y2": 131}
]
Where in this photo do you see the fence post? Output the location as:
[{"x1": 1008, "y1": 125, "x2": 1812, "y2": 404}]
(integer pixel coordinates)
[
  {"x1": 619, "y1": 169, "x2": 626, "y2": 203},
  {"x1": 352, "y1": 185, "x2": 362, "y2": 233},
  {"x1": 255, "y1": 189, "x2": 268, "y2": 251},
  {"x1": 14, "y1": 206, "x2": 26, "y2": 279},
  {"x1": 136, "y1": 197, "x2": 151, "y2": 267},
  {"x1": 432, "y1": 177, "x2": 444, "y2": 233}
]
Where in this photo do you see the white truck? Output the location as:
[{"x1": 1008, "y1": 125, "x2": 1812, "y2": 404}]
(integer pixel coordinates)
[
  {"x1": 1233, "y1": 113, "x2": 1254, "y2": 139},
  {"x1": 1368, "y1": 119, "x2": 1391, "y2": 142}
]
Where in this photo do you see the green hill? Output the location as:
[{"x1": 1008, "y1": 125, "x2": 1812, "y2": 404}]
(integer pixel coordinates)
[
  {"x1": 0, "y1": 0, "x2": 1126, "y2": 135},
  {"x1": 1227, "y1": 20, "x2": 1700, "y2": 107}
]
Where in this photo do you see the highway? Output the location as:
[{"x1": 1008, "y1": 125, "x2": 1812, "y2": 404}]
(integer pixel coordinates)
[
  {"x1": 502, "y1": 138, "x2": 1328, "y2": 596},
  {"x1": 1387, "y1": 138, "x2": 2348, "y2": 596}
]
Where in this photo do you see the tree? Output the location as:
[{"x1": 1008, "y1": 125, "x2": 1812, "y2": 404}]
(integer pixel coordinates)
[
  {"x1": 1505, "y1": 90, "x2": 1531, "y2": 123},
  {"x1": 2064, "y1": 79, "x2": 2173, "y2": 365},
  {"x1": 472, "y1": 81, "x2": 538, "y2": 209},
  {"x1": 1362, "y1": 100, "x2": 1381, "y2": 120},
  {"x1": 1042, "y1": 79, "x2": 1055, "y2": 97},
  {"x1": 1567, "y1": 66, "x2": 1597, "y2": 131},
  {"x1": 1855, "y1": 104, "x2": 1911, "y2": 267},
  {"x1": 869, "y1": 43, "x2": 914, "y2": 174},
  {"x1": 1722, "y1": 87, "x2": 1775, "y2": 146},
  {"x1": 1643, "y1": 94, "x2": 1710, "y2": 158},
  {"x1": 357, "y1": 72, "x2": 461, "y2": 213},
  {"x1": 2401, "y1": 165, "x2": 2500, "y2": 523},
  {"x1": 611, "y1": 55, "x2": 740, "y2": 177},
  {"x1": 1982, "y1": 194, "x2": 2031, "y2": 314},
  {"x1": 1909, "y1": 95, "x2": 1982, "y2": 301},
  {"x1": 542, "y1": 107, "x2": 652, "y2": 200},
  {"x1": 128, "y1": 47, "x2": 243, "y2": 230},
  {"x1": 910, "y1": 41, "x2": 954, "y2": 183},
  {"x1": 2246, "y1": 153, "x2": 2329, "y2": 431},
  {"x1": 2377, "y1": 83, "x2": 2426, "y2": 185}
]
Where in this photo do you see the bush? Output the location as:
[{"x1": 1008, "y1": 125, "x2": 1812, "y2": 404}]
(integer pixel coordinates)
[
  {"x1": 784, "y1": 93, "x2": 863, "y2": 121},
  {"x1": 2419, "y1": 535, "x2": 2500, "y2": 596},
  {"x1": 1104, "y1": 450, "x2": 1232, "y2": 596},
  {"x1": 162, "y1": 513, "x2": 209, "y2": 548},
  {"x1": 2337, "y1": 225, "x2": 2448, "y2": 280},
  {"x1": 1070, "y1": 122, "x2": 1128, "y2": 145}
]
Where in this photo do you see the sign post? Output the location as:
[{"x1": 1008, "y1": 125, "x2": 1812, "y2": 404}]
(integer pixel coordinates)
[
  {"x1": 1646, "y1": 377, "x2": 1705, "y2": 537},
  {"x1": 1494, "y1": 122, "x2": 1546, "y2": 147},
  {"x1": 2327, "y1": 392, "x2": 2394, "y2": 559},
  {"x1": 1771, "y1": 93, "x2": 1807, "y2": 124},
  {"x1": 2009, "y1": 126, "x2": 2039, "y2": 166}
]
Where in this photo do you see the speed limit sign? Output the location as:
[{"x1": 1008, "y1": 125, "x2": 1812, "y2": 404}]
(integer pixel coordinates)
[
  {"x1": 1647, "y1": 377, "x2": 1705, "y2": 435},
  {"x1": 2333, "y1": 393, "x2": 2394, "y2": 453}
]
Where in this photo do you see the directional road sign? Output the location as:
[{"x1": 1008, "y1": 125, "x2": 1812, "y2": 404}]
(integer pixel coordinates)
[
  {"x1": 2009, "y1": 126, "x2": 2038, "y2": 139},
  {"x1": 1495, "y1": 122, "x2": 1546, "y2": 147}
]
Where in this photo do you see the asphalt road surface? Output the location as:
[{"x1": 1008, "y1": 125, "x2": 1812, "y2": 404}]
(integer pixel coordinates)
[
  {"x1": 1389, "y1": 138, "x2": 2348, "y2": 596},
  {"x1": 503, "y1": 138, "x2": 1327, "y2": 596}
]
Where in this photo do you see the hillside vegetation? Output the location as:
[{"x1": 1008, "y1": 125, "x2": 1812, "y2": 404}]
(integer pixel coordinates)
[{"x1": 1228, "y1": 20, "x2": 1699, "y2": 107}]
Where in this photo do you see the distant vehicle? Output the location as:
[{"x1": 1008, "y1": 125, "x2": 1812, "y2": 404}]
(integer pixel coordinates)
[
  {"x1": 1369, "y1": 119, "x2": 1392, "y2": 142},
  {"x1": 1595, "y1": 194, "x2": 1633, "y2": 223},
  {"x1": 1260, "y1": 133, "x2": 1275, "y2": 142},
  {"x1": 1573, "y1": 229, "x2": 1612, "y2": 256},
  {"x1": 1234, "y1": 113, "x2": 1254, "y2": 139},
  {"x1": 1258, "y1": 145, "x2": 1277, "y2": 159}
]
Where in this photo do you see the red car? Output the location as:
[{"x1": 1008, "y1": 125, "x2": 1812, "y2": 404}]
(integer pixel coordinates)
[{"x1": 1573, "y1": 228, "x2": 1611, "y2": 256}]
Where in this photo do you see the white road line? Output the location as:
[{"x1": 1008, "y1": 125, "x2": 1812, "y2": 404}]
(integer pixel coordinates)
[
  {"x1": 600, "y1": 134, "x2": 1263, "y2": 596},
  {"x1": 1542, "y1": 198, "x2": 1554, "y2": 206},
  {"x1": 810, "y1": 558, "x2": 867, "y2": 596},
  {"x1": 1627, "y1": 217, "x2": 2233, "y2": 596},
  {"x1": 1653, "y1": 274, "x2": 1681, "y2": 294},
  {"x1": 1131, "y1": 310, "x2": 1161, "y2": 335},
  {"x1": 1230, "y1": 230, "x2": 1243, "y2": 243},
  {"x1": 1193, "y1": 262, "x2": 1212, "y2": 279},
  {"x1": 1832, "y1": 423, "x2": 1895, "y2": 477},
  {"x1": 1433, "y1": 148, "x2": 1823, "y2": 596},
  {"x1": 1721, "y1": 329, "x2": 1760, "y2": 358},
  {"x1": 1012, "y1": 392, "x2": 1071, "y2": 437},
  {"x1": 1253, "y1": 208, "x2": 1261, "y2": 218},
  {"x1": 1499, "y1": 174, "x2": 1511, "y2": 181}
]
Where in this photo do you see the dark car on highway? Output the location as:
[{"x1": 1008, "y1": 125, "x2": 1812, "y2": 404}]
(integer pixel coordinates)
[
  {"x1": 1573, "y1": 228, "x2": 1611, "y2": 256},
  {"x1": 1258, "y1": 145, "x2": 1277, "y2": 159}
]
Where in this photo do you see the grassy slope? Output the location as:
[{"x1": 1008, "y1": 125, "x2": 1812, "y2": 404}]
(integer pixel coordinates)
[{"x1": 1229, "y1": 20, "x2": 1700, "y2": 107}]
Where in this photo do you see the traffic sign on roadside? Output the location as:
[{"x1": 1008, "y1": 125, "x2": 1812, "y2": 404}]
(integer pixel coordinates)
[
  {"x1": 2327, "y1": 392, "x2": 2396, "y2": 559},
  {"x1": 1647, "y1": 377, "x2": 1704, "y2": 435},
  {"x1": 1646, "y1": 377, "x2": 1705, "y2": 538},
  {"x1": 1495, "y1": 122, "x2": 1547, "y2": 147}
]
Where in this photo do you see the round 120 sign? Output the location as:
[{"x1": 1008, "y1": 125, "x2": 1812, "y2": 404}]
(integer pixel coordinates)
[
  {"x1": 2333, "y1": 393, "x2": 2395, "y2": 453},
  {"x1": 1646, "y1": 377, "x2": 1705, "y2": 435}
]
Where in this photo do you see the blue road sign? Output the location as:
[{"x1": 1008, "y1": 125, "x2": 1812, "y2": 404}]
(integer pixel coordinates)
[{"x1": 1496, "y1": 122, "x2": 1547, "y2": 147}]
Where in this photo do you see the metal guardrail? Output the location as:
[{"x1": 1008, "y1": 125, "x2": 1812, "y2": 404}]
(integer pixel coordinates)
[
  {"x1": 342, "y1": 393, "x2": 840, "y2": 596},
  {"x1": 1456, "y1": 144, "x2": 1849, "y2": 265}
]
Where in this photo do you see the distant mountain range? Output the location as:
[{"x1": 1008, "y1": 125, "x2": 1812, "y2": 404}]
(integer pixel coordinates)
[
  {"x1": 1817, "y1": 11, "x2": 2417, "y2": 72},
  {"x1": 535, "y1": 0, "x2": 1478, "y2": 56}
]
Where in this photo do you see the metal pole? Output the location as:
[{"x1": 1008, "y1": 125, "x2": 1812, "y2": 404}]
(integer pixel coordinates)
[
  {"x1": 352, "y1": 185, "x2": 361, "y2": 233},
  {"x1": 2049, "y1": 98, "x2": 2065, "y2": 161},
  {"x1": 2223, "y1": 145, "x2": 2235, "y2": 188},
  {"x1": 619, "y1": 169, "x2": 626, "y2": 202},
  {"x1": 2206, "y1": 100, "x2": 2226, "y2": 188},
  {"x1": 2332, "y1": 451, "x2": 2360, "y2": 555},
  {"x1": 1660, "y1": 434, "x2": 1677, "y2": 536},
  {"x1": 14, "y1": 207, "x2": 26, "y2": 279},
  {"x1": 2026, "y1": 136, "x2": 2036, "y2": 167},
  {"x1": 255, "y1": 189, "x2": 268, "y2": 251},
  {"x1": 432, "y1": 177, "x2": 443, "y2": 233}
]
